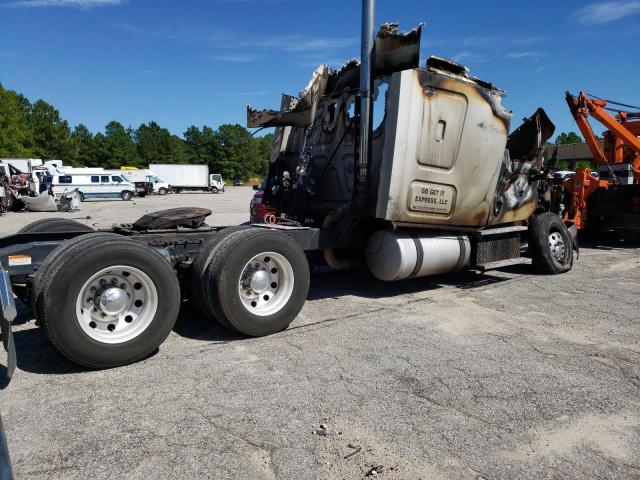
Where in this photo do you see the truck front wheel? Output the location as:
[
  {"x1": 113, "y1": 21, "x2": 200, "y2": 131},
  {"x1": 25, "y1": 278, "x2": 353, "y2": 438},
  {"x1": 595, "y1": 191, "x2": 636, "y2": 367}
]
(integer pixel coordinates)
[
  {"x1": 197, "y1": 229, "x2": 310, "y2": 336},
  {"x1": 34, "y1": 235, "x2": 180, "y2": 368},
  {"x1": 158, "y1": 188, "x2": 168, "y2": 196},
  {"x1": 529, "y1": 213, "x2": 574, "y2": 274}
]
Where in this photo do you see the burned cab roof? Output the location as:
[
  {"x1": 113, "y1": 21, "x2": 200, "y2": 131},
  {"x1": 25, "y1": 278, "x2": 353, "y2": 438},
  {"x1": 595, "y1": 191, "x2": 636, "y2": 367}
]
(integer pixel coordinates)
[
  {"x1": 425, "y1": 55, "x2": 500, "y2": 92},
  {"x1": 246, "y1": 23, "x2": 506, "y2": 129},
  {"x1": 247, "y1": 23, "x2": 423, "y2": 129}
]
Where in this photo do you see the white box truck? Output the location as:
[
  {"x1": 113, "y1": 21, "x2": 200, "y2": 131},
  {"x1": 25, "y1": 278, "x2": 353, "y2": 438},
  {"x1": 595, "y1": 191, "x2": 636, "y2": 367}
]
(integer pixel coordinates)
[{"x1": 149, "y1": 164, "x2": 225, "y2": 193}]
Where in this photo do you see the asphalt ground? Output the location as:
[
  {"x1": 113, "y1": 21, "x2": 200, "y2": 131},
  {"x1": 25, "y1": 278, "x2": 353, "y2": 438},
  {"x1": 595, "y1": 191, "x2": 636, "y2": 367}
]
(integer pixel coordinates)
[{"x1": 0, "y1": 188, "x2": 639, "y2": 479}]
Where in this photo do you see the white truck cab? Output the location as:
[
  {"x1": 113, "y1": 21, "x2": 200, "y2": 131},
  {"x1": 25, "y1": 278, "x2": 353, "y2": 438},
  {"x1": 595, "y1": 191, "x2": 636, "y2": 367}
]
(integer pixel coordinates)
[
  {"x1": 210, "y1": 174, "x2": 225, "y2": 193},
  {"x1": 119, "y1": 169, "x2": 171, "y2": 195},
  {"x1": 147, "y1": 174, "x2": 171, "y2": 195}
]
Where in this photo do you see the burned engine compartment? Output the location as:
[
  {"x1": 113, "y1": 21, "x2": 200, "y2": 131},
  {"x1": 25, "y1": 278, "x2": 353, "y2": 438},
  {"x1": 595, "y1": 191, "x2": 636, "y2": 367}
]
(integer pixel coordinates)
[{"x1": 248, "y1": 23, "x2": 555, "y2": 231}]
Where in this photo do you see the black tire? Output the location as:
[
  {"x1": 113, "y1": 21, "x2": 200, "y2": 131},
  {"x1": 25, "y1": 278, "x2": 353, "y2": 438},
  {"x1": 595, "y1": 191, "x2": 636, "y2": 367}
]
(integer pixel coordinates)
[
  {"x1": 18, "y1": 218, "x2": 94, "y2": 234},
  {"x1": 121, "y1": 191, "x2": 132, "y2": 201},
  {"x1": 35, "y1": 234, "x2": 180, "y2": 368},
  {"x1": 211, "y1": 187, "x2": 219, "y2": 194},
  {"x1": 32, "y1": 232, "x2": 113, "y2": 315},
  {"x1": 529, "y1": 213, "x2": 574, "y2": 274},
  {"x1": 158, "y1": 188, "x2": 168, "y2": 196},
  {"x1": 189, "y1": 226, "x2": 253, "y2": 331},
  {"x1": 199, "y1": 229, "x2": 310, "y2": 337}
]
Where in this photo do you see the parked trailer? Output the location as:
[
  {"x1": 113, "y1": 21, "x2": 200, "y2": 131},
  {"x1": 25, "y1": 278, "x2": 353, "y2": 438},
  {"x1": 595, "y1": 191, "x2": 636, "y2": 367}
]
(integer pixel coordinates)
[{"x1": 149, "y1": 164, "x2": 225, "y2": 193}]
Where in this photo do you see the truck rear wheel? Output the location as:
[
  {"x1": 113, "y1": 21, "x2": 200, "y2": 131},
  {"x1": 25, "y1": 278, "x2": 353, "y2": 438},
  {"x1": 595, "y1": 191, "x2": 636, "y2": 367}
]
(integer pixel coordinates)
[
  {"x1": 34, "y1": 234, "x2": 180, "y2": 368},
  {"x1": 18, "y1": 218, "x2": 93, "y2": 234},
  {"x1": 529, "y1": 213, "x2": 574, "y2": 274},
  {"x1": 190, "y1": 227, "x2": 252, "y2": 331},
  {"x1": 198, "y1": 229, "x2": 309, "y2": 336}
]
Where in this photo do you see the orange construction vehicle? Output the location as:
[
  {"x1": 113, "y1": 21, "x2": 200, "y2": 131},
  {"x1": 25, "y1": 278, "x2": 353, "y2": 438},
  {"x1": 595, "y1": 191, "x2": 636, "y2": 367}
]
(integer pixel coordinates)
[{"x1": 561, "y1": 91, "x2": 640, "y2": 236}]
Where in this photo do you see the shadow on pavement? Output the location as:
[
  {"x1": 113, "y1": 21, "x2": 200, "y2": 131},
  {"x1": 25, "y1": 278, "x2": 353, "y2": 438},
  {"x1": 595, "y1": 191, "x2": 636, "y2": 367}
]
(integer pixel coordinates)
[
  {"x1": 11, "y1": 328, "x2": 85, "y2": 376},
  {"x1": 172, "y1": 300, "x2": 243, "y2": 343},
  {"x1": 7, "y1": 266, "x2": 518, "y2": 375},
  {"x1": 307, "y1": 267, "x2": 511, "y2": 300}
]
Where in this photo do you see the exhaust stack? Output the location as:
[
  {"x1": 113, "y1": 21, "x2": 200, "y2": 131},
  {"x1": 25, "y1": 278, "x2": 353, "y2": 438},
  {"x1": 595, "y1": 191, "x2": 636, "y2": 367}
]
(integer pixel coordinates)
[{"x1": 358, "y1": 0, "x2": 375, "y2": 204}]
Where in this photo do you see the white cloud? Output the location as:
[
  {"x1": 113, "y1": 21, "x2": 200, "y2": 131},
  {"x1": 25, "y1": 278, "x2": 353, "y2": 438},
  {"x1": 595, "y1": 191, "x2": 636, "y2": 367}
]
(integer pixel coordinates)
[
  {"x1": 570, "y1": 1, "x2": 640, "y2": 24},
  {"x1": 512, "y1": 36, "x2": 549, "y2": 45},
  {"x1": 205, "y1": 54, "x2": 263, "y2": 63},
  {"x1": 114, "y1": 23, "x2": 356, "y2": 53},
  {"x1": 2, "y1": 0, "x2": 123, "y2": 7},
  {"x1": 462, "y1": 36, "x2": 497, "y2": 47},
  {"x1": 506, "y1": 51, "x2": 543, "y2": 62},
  {"x1": 227, "y1": 36, "x2": 357, "y2": 52},
  {"x1": 452, "y1": 51, "x2": 485, "y2": 63}
]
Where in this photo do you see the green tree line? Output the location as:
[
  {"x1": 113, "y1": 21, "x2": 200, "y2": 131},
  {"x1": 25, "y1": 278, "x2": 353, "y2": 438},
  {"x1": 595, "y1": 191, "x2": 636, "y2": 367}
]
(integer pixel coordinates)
[{"x1": 0, "y1": 83, "x2": 273, "y2": 180}]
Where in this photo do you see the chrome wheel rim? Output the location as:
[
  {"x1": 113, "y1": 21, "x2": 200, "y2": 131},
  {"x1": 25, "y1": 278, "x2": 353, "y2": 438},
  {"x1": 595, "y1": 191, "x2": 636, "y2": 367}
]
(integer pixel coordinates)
[
  {"x1": 548, "y1": 231, "x2": 566, "y2": 263},
  {"x1": 238, "y1": 252, "x2": 294, "y2": 316},
  {"x1": 75, "y1": 265, "x2": 158, "y2": 344}
]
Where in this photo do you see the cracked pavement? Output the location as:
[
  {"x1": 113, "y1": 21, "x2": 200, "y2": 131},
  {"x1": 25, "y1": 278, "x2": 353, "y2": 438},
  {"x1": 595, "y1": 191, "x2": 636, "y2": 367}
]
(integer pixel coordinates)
[{"x1": 1, "y1": 188, "x2": 639, "y2": 479}]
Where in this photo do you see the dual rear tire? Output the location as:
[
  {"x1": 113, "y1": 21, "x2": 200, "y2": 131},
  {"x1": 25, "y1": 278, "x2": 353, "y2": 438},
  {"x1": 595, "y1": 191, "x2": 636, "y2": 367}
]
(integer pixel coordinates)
[
  {"x1": 190, "y1": 229, "x2": 310, "y2": 336},
  {"x1": 31, "y1": 226, "x2": 309, "y2": 368}
]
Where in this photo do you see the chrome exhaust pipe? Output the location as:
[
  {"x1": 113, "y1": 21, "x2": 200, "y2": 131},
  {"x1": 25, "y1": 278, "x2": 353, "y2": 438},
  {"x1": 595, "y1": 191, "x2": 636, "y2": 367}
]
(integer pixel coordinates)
[{"x1": 358, "y1": 0, "x2": 375, "y2": 204}]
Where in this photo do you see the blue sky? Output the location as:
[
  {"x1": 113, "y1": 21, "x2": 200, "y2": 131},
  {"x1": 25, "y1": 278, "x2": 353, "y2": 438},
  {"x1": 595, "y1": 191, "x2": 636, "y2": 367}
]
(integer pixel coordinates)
[{"x1": 1, "y1": 0, "x2": 639, "y2": 138}]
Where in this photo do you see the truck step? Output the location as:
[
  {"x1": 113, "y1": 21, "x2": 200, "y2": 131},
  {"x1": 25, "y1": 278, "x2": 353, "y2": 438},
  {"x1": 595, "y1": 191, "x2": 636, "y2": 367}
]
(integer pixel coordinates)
[{"x1": 475, "y1": 257, "x2": 531, "y2": 272}]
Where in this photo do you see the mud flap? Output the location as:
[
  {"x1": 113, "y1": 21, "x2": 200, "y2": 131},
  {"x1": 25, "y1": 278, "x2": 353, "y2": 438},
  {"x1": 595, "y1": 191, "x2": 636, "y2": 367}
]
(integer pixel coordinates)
[{"x1": 0, "y1": 269, "x2": 16, "y2": 379}]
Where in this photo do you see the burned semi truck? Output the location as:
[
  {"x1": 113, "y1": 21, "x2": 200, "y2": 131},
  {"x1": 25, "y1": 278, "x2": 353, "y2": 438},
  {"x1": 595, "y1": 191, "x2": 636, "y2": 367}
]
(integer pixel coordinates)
[
  {"x1": 248, "y1": 22, "x2": 569, "y2": 280},
  {"x1": 0, "y1": 15, "x2": 575, "y2": 370}
]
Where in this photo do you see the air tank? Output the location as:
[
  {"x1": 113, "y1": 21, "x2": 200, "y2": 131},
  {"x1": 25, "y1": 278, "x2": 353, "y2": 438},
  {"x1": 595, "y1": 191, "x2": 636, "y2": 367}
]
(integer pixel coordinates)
[{"x1": 366, "y1": 230, "x2": 470, "y2": 282}]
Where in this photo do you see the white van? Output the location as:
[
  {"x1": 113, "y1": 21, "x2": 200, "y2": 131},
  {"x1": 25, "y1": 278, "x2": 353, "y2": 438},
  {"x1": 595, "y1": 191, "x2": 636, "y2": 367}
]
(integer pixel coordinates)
[{"x1": 46, "y1": 171, "x2": 136, "y2": 201}]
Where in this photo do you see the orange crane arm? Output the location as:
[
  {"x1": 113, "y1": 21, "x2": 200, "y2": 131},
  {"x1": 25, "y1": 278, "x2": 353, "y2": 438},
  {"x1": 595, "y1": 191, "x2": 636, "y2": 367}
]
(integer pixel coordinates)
[
  {"x1": 565, "y1": 92, "x2": 607, "y2": 164},
  {"x1": 566, "y1": 92, "x2": 640, "y2": 172}
]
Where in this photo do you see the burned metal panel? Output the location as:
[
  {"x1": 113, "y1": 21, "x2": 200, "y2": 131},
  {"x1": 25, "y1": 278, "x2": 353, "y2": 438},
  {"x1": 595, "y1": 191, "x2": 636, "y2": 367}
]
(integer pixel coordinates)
[
  {"x1": 489, "y1": 109, "x2": 556, "y2": 225},
  {"x1": 375, "y1": 23, "x2": 423, "y2": 75},
  {"x1": 247, "y1": 65, "x2": 330, "y2": 128},
  {"x1": 252, "y1": 22, "x2": 550, "y2": 232},
  {"x1": 247, "y1": 22, "x2": 423, "y2": 129},
  {"x1": 376, "y1": 68, "x2": 512, "y2": 228}
]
